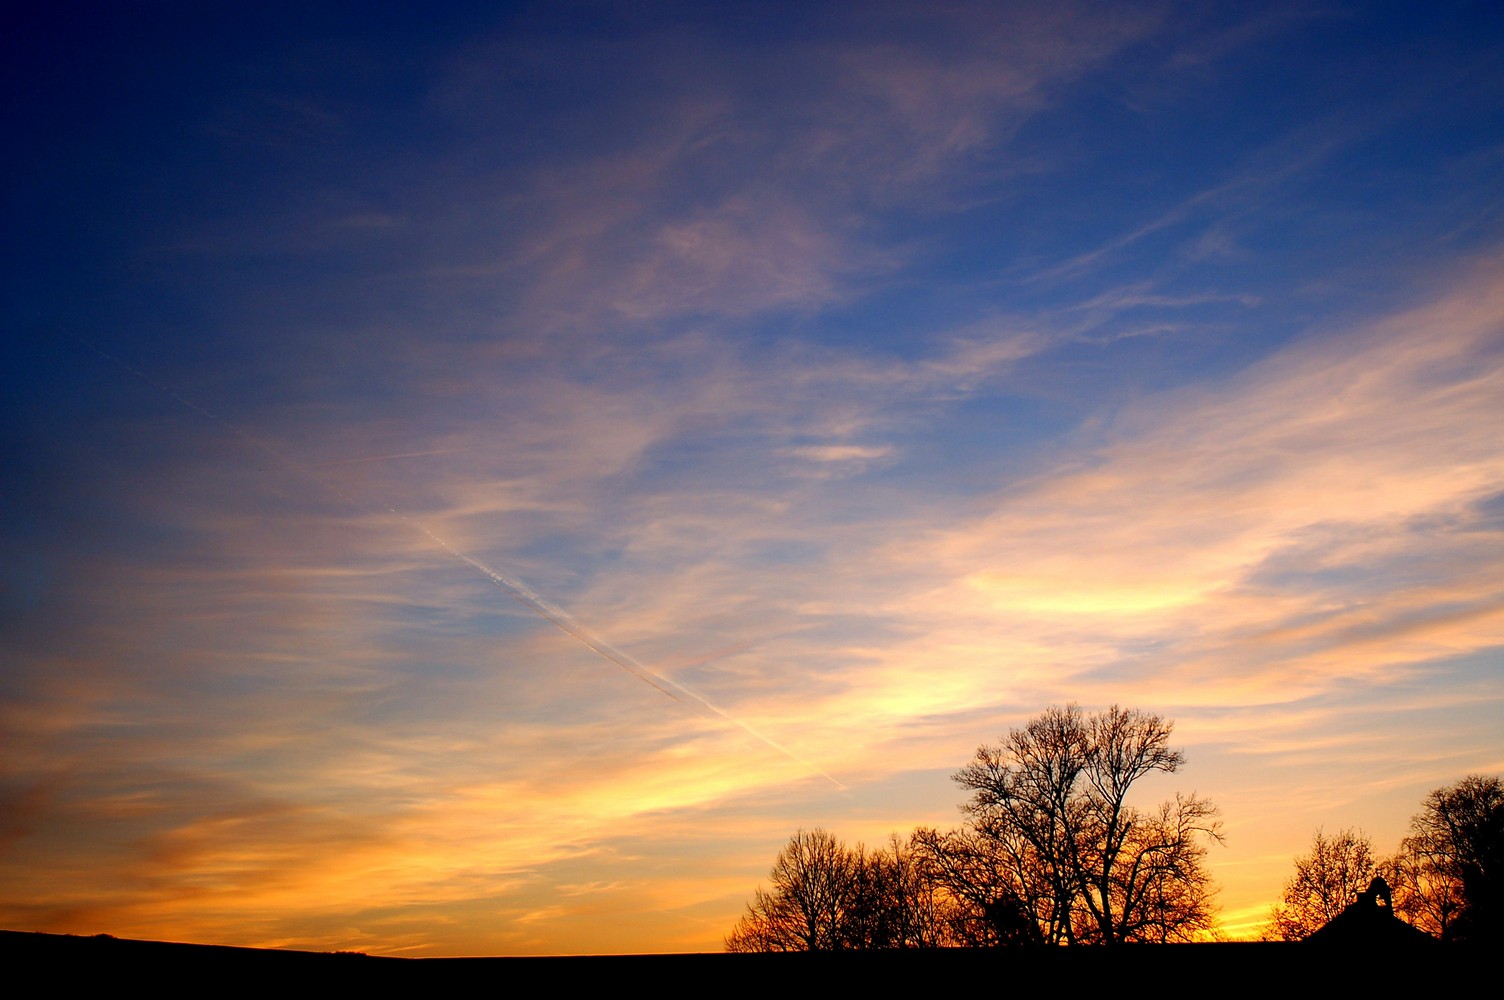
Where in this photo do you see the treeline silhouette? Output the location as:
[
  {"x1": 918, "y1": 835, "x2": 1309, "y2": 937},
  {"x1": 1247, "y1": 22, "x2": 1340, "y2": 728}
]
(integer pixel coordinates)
[
  {"x1": 727, "y1": 705, "x2": 1501, "y2": 950},
  {"x1": 1266, "y1": 775, "x2": 1503, "y2": 943},
  {"x1": 727, "y1": 705, "x2": 1222, "y2": 950}
]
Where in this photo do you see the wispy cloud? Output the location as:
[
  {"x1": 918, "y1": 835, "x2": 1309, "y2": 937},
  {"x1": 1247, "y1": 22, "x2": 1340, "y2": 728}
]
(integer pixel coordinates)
[
  {"x1": 11, "y1": 258, "x2": 1500, "y2": 949},
  {"x1": 7, "y1": 1, "x2": 1504, "y2": 956}
]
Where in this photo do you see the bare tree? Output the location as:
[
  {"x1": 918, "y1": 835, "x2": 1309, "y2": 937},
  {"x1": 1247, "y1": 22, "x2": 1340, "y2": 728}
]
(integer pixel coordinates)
[
  {"x1": 1264, "y1": 828, "x2": 1378, "y2": 941},
  {"x1": 840, "y1": 834, "x2": 955, "y2": 948},
  {"x1": 724, "y1": 885, "x2": 802, "y2": 952},
  {"x1": 1397, "y1": 774, "x2": 1503, "y2": 942},
  {"x1": 1387, "y1": 837, "x2": 1465, "y2": 940},
  {"x1": 726, "y1": 830, "x2": 960, "y2": 951},
  {"x1": 943, "y1": 704, "x2": 1223, "y2": 945},
  {"x1": 911, "y1": 825, "x2": 1048, "y2": 945},
  {"x1": 1102, "y1": 793, "x2": 1222, "y2": 943},
  {"x1": 726, "y1": 828, "x2": 856, "y2": 951}
]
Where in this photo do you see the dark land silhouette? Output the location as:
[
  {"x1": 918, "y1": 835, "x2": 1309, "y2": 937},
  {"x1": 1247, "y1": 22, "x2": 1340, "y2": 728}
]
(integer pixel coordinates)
[{"x1": 3, "y1": 929, "x2": 1492, "y2": 989}]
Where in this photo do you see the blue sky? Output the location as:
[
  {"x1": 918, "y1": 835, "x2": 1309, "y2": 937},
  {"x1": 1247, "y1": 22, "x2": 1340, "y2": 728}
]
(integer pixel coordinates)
[{"x1": 4, "y1": 1, "x2": 1503, "y2": 953}]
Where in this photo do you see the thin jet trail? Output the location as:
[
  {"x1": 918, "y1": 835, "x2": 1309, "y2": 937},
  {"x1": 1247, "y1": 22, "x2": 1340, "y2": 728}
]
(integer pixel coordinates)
[
  {"x1": 408, "y1": 520, "x2": 845, "y2": 788},
  {"x1": 78, "y1": 337, "x2": 846, "y2": 789},
  {"x1": 310, "y1": 446, "x2": 491, "y2": 467}
]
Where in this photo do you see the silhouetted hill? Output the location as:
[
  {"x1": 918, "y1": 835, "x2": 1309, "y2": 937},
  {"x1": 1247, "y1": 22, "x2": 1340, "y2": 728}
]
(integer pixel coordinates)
[{"x1": 4, "y1": 930, "x2": 1490, "y2": 989}]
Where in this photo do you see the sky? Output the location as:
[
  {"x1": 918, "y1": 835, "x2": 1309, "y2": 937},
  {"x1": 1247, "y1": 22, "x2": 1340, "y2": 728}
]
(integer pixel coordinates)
[{"x1": 3, "y1": 0, "x2": 1503, "y2": 955}]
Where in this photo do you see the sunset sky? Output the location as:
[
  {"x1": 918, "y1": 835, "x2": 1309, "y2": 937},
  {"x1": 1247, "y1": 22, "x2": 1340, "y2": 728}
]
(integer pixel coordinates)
[{"x1": 4, "y1": 1, "x2": 1503, "y2": 955}]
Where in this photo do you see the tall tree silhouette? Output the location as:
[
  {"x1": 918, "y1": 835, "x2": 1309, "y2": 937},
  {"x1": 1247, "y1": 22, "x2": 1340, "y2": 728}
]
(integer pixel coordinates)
[
  {"x1": 1396, "y1": 774, "x2": 1503, "y2": 942},
  {"x1": 933, "y1": 705, "x2": 1222, "y2": 944}
]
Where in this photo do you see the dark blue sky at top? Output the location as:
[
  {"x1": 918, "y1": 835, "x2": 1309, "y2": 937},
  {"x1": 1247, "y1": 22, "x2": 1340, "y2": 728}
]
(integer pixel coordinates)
[
  {"x1": 11, "y1": 2, "x2": 1502, "y2": 367},
  {"x1": 5, "y1": 1, "x2": 1503, "y2": 577}
]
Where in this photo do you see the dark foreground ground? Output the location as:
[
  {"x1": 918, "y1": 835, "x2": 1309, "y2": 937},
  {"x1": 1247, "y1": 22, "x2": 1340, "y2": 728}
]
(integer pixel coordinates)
[{"x1": 3, "y1": 929, "x2": 1491, "y2": 989}]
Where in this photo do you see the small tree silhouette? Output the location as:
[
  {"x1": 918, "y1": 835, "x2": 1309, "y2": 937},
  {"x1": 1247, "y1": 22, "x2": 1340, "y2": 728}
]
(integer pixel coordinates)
[{"x1": 1265, "y1": 828, "x2": 1379, "y2": 940}]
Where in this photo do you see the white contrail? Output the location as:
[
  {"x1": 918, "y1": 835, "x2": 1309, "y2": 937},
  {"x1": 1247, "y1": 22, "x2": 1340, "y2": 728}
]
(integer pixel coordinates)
[
  {"x1": 80, "y1": 337, "x2": 846, "y2": 790},
  {"x1": 405, "y1": 520, "x2": 846, "y2": 788},
  {"x1": 310, "y1": 446, "x2": 488, "y2": 467}
]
